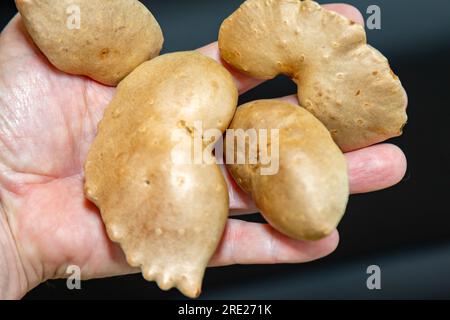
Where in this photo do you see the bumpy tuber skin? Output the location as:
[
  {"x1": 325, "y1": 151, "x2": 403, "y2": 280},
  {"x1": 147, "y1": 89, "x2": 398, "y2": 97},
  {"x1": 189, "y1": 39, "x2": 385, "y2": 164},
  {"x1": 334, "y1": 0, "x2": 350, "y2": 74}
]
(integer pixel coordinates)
[
  {"x1": 84, "y1": 52, "x2": 238, "y2": 298},
  {"x1": 219, "y1": 0, "x2": 408, "y2": 152},
  {"x1": 227, "y1": 100, "x2": 349, "y2": 240},
  {"x1": 15, "y1": 0, "x2": 163, "y2": 86}
]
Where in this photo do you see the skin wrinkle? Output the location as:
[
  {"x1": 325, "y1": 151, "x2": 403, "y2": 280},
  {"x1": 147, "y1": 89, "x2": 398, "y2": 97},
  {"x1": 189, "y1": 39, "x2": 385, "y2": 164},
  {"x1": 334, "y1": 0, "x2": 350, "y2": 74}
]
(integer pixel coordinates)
[
  {"x1": 267, "y1": 226, "x2": 278, "y2": 264},
  {"x1": 80, "y1": 81, "x2": 113, "y2": 165},
  {"x1": 0, "y1": 132, "x2": 14, "y2": 166},
  {"x1": 0, "y1": 203, "x2": 10, "y2": 296},
  {"x1": 1, "y1": 171, "x2": 59, "y2": 196},
  {"x1": 55, "y1": 79, "x2": 77, "y2": 173},
  {"x1": 0, "y1": 196, "x2": 28, "y2": 299},
  {"x1": 230, "y1": 220, "x2": 241, "y2": 265},
  {"x1": 80, "y1": 81, "x2": 93, "y2": 166},
  {"x1": 62, "y1": 87, "x2": 81, "y2": 174},
  {"x1": 0, "y1": 82, "x2": 22, "y2": 163},
  {"x1": 49, "y1": 74, "x2": 84, "y2": 176},
  {"x1": 76, "y1": 82, "x2": 98, "y2": 166},
  {"x1": 15, "y1": 175, "x2": 79, "y2": 281},
  {"x1": 57, "y1": 193, "x2": 106, "y2": 280},
  {"x1": 4, "y1": 191, "x2": 44, "y2": 293}
]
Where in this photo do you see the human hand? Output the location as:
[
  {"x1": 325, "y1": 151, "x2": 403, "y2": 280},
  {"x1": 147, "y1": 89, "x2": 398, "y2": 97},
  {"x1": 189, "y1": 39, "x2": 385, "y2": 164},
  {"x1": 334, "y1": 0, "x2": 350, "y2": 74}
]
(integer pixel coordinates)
[{"x1": 0, "y1": 4, "x2": 407, "y2": 299}]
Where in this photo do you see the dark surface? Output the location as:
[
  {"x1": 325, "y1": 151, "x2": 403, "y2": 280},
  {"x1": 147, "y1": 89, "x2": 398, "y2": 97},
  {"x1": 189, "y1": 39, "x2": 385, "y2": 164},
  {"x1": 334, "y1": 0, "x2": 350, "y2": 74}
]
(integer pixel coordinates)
[{"x1": 1, "y1": 0, "x2": 449, "y2": 299}]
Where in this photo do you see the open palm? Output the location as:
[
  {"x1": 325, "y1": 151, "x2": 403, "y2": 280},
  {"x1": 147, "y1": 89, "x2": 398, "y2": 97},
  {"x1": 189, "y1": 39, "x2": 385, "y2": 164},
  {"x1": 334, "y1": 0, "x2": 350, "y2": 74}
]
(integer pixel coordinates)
[{"x1": 0, "y1": 4, "x2": 407, "y2": 299}]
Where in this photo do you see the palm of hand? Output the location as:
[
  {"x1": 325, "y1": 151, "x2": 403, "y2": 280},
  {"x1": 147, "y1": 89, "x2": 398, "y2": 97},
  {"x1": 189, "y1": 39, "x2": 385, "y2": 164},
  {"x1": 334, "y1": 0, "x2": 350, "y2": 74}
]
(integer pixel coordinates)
[{"x1": 0, "y1": 17, "x2": 129, "y2": 286}]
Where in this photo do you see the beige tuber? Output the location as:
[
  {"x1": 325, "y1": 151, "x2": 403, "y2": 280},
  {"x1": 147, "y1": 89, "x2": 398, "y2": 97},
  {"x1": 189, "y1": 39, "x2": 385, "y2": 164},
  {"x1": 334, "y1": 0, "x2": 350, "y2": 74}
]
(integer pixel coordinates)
[
  {"x1": 227, "y1": 100, "x2": 349, "y2": 240},
  {"x1": 219, "y1": 0, "x2": 408, "y2": 152},
  {"x1": 15, "y1": 0, "x2": 163, "y2": 86},
  {"x1": 84, "y1": 52, "x2": 238, "y2": 298}
]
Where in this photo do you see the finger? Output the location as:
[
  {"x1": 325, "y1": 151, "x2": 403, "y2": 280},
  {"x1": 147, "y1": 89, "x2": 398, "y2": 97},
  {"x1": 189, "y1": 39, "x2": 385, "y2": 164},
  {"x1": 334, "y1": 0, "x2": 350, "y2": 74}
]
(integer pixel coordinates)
[
  {"x1": 347, "y1": 143, "x2": 407, "y2": 194},
  {"x1": 210, "y1": 219, "x2": 339, "y2": 267},
  {"x1": 71, "y1": 218, "x2": 338, "y2": 279},
  {"x1": 75, "y1": 241, "x2": 140, "y2": 281},
  {"x1": 228, "y1": 142, "x2": 407, "y2": 214},
  {"x1": 197, "y1": 3, "x2": 365, "y2": 94},
  {"x1": 197, "y1": 42, "x2": 262, "y2": 94},
  {"x1": 229, "y1": 142, "x2": 407, "y2": 213},
  {"x1": 323, "y1": 3, "x2": 365, "y2": 26}
]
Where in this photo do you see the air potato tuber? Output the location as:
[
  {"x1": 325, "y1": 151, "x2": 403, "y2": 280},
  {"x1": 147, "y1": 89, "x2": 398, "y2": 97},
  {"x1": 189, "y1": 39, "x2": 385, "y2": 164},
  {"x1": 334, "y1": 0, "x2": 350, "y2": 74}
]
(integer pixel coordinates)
[
  {"x1": 84, "y1": 52, "x2": 238, "y2": 298},
  {"x1": 219, "y1": 0, "x2": 408, "y2": 152},
  {"x1": 15, "y1": 0, "x2": 163, "y2": 86},
  {"x1": 227, "y1": 100, "x2": 349, "y2": 241}
]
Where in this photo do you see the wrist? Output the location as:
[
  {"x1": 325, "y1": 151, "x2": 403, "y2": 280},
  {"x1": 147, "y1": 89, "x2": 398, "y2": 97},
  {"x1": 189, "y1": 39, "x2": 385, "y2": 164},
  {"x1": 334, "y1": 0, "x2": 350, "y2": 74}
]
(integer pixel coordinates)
[{"x1": 0, "y1": 202, "x2": 28, "y2": 299}]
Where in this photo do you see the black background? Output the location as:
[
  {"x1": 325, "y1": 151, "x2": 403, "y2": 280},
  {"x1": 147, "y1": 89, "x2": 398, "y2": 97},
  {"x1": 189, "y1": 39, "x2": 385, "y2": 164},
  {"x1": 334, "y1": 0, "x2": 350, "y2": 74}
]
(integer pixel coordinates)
[{"x1": 1, "y1": 0, "x2": 449, "y2": 299}]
